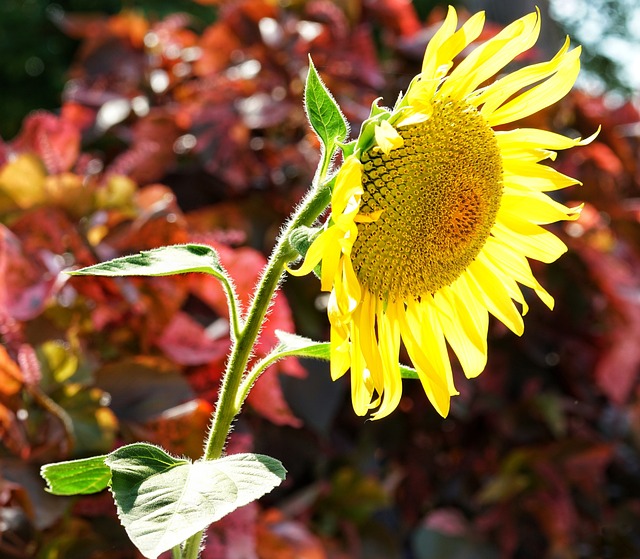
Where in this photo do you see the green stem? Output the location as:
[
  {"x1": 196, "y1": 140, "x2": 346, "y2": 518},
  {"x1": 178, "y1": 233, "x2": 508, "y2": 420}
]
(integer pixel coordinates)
[
  {"x1": 204, "y1": 182, "x2": 330, "y2": 460},
  {"x1": 220, "y1": 274, "x2": 242, "y2": 340},
  {"x1": 235, "y1": 354, "x2": 280, "y2": 411},
  {"x1": 179, "y1": 179, "x2": 331, "y2": 559},
  {"x1": 181, "y1": 529, "x2": 203, "y2": 559}
]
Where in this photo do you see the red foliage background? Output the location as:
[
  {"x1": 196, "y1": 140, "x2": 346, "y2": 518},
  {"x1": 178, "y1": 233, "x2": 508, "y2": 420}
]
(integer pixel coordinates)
[{"x1": 1, "y1": 2, "x2": 640, "y2": 558}]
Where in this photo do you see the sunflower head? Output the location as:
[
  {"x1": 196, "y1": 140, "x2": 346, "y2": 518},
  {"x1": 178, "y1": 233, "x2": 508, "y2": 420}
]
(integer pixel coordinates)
[{"x1": 291, "y1": 6, "x2": 596, "y2": 419}]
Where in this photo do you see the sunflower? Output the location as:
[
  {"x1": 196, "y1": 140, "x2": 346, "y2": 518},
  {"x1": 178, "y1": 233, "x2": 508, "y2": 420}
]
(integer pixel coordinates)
[{"x1": 291, "y1": 7, "x2": 595, "y2": 419}]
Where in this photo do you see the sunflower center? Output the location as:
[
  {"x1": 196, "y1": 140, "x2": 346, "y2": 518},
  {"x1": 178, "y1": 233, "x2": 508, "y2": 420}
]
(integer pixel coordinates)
[{"x1": 351, "y1": 99, "x2": 503, "y2": 301}]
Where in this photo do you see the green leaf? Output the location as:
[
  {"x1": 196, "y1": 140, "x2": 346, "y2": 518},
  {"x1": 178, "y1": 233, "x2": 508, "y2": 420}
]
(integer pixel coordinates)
[
  {"x1": 106, "y1": 443, "x2": 286, "y2": 559},
  {"x1": 70, "y1": 244, "x2": 226, "y2": 279},
  {"x1": 274, "y1": 331, "x2": 419, "y2": 379},
  {"x1": 41, "y1": 455, "x2": 111, "y2": 495},
  {"x1": 304, "y1": 57, "x2": 348, "y2": 158}
]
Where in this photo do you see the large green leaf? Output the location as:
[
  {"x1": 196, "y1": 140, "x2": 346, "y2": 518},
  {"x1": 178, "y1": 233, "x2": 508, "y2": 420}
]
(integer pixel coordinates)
[
  {"x1": 274, "y1": 331, "x2": 419, "y2": 379},
  {"x1": 41, "y1": 455, "x2": 111, "y2": 495},
  {"x1": 106, "y1": 443, "x2": 286, "y2": 559},
  {"x1": 304, "y1": 57, "x2": 348, "y2": 161},
  {"x1": 69, "y1": 244, "x2": 226, "y2": 279}
]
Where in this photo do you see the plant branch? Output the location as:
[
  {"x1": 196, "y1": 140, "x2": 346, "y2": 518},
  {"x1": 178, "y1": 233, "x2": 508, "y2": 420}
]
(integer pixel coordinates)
[{"x1": 204, "y1": 181, "x2": 330, "y2": 460}]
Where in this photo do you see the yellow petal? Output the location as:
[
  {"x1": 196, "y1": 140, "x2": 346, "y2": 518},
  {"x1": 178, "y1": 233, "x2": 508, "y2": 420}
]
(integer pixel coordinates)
[
  {"x1": 287, "y1": 227, "x2": 334, "y2": 278},
  {"x1": 421, "y1": 5, "x2": 459, "y2": 80},
  {"x1": 483, "y1": 237, "x2": 555, "y2": 309},
  {"x1": 374, "y1": 120, "x2": 404, "y2": 155},
  {"x1": 434, "y1": 278, "x2": 489, "y2": 379},
  {"x1": 371, "y1": 301, "x2": 403, "y2": 419},
  {"x1": 438, "y1": 11, "x2": 485, "y2": 68},
  {"x1": 329, "y1": 319, "x2": 350, "y2": 381},
  {"x1": 487, "y1": 46, "x2": 581, "y2": 127},
  {"x1": 499, "y1": 191, "x2": 582, "y2": 225},
  {"x1": 467, "y1": 258, "x2": 525, "y2": 335},
  {"x1": 492, "y1": 218, "x2": 569, "y2": 263},
  {"x1": 502, "y1": 161, "x2": 580, "y2": 191},
  {"x1": 356, "y1": 291, "x2": 385, "y2": 394},
  {"x1": 476, "y1": 37, "x2": 571, "y2": 116},
  {"x1": 331, "y1": 156, "x2": 363, "y2": 216},
  {"x1": 439, "y1": 10, "x2": 540, "y2": 100},
  {"x1": 410, "y1": 297, "x2": 458, "y2": 395},
  {"x1": 397, "y1": 302, "x2": 451, "y2": 417},
  {"x1": 349, "y1": 315, "x2": 372, "y2": 416},
  {"x1": 496, "y1": 127, "x2": 589, "y2": 152}
]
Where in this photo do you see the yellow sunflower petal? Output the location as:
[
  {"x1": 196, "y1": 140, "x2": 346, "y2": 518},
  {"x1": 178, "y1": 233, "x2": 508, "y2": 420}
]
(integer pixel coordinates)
[
  {"x1": 487, "y1": 46, "x2": 581, "y2": 126},
  {"x1": 349, "y1": 315, "x2": 372, "y2": 416},
  {"x1": 502, "y1": 161, "x2": 581, "y2": 191},
  {"x1": 475, "y1": 37, "x2": 571, "y2": 116},
  {"x1": 331, "y1": 156, "x2": 363, "y2": 216},
  {"x1": 467, "y1": 258, "x2": 525, "y2": 335},
  {"x1": 439, "y1": 10, "x2": 540, "y2": 100},
  {"x1": 499, "y1": 191, "x2": 582, "y2": 225},
  {"x1": 434, "y1": 278, "x2": 489, "y2": 378},
  {"x1": 356, "y1": 291, "x2": 385, "y2": 393},
  {"x1": 496, "y1": 127, "x2": 591, "y2": 152},
  {"x1": 421, "y1": 5, "x2": 459, "y2": 80},
  {"x1": 438, "y1": 11, "x2": 485, "y2": 66},
  {"x1": 477, "y1": 250, "x2": 530, "y2": 316},
  {"x1": 411, "y1": 297, "x2": 458, "y2": 395},
  {"x1": 287, "y1": 227, "x2": 334, "y2": 277},
  {"x1": 375, "y1": 120, "x2": 404, "y2": 154},
  {"x1": 493, "y1": 218, "x2": 569, "y2": 263},
  {"x1": 329, "y1": 317, "x2": 350, "y2": 381},
  {"x1": 484, "y1": 237, "x2": 555, "y2": 309},
  {"x1": 372, "y1": 301, "x2": 403, "y2": 419},
  {"x1": 397, "y1": 303, "x2": 451, "y2": 416}
]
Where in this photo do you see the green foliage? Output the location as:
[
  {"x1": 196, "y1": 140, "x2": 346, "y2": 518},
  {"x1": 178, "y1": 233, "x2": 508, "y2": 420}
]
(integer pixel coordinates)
[
  {"x1": 42, "y1": 455, "x2": 111, "y2": 496},
  {"x1": 70, "y1": 244, "x2": 227, "y2": 279},
  {"x1": 304, "y1": 57, "x2": 349, "y2": 178},
  {"x1": 42, "y1": 443, "x2": 286, "y2": 559},
  {"x1": 110, "y1": 446, "x2": 286, "y2": 559},
  {"x1": 3, "y1": 1, "x2": 640, "y2": 558}
]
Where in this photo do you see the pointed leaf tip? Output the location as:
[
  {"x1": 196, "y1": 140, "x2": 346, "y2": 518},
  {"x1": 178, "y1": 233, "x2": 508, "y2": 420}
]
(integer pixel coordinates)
[{"x1": 304, "y1": 58, "x2": 349, "y2": 154}]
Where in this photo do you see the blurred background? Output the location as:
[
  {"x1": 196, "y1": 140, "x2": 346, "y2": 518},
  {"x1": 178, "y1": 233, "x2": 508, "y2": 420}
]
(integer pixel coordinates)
[{"x1": 1, "y1": 0, "x2": 639, "y2": 558}]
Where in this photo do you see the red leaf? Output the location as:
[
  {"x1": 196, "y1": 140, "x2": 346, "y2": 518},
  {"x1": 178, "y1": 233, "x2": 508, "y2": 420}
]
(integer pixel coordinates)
[
  {"x1": 0, "y1": 225, "x2": 62, "y2": 322},
  {"x1": 139, "y1": 399, "x2": 215, "y2": 460},
  {"x1": 156, "y1": 312, "x2": 229, "y2": 366},
  {"x1": 0, "y1": 345, "x2": 23, "y2": 398},
  {"x1": 573, "y1": 241, "x2": 640, "y2": 403},
  {"x1": 247, "y1": 369, "x2": 302, "y2": 427},
  {"x1": 256, "y1": 509, "x2": 327, "y2": 559},
  {"x1": 12, "y1": 112, "x2": 81, "y2": 175}
]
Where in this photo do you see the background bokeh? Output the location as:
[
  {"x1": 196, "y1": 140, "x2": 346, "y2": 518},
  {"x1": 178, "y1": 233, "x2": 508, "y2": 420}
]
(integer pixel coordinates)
[{"x1": 1, "y1": 1, "x2": 640, "y2": 558}]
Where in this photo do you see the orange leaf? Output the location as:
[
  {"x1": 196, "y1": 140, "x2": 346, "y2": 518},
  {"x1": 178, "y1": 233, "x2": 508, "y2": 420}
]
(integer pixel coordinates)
[{"x1": 0, "y1": 345, "x2": 23, "y2": 397}]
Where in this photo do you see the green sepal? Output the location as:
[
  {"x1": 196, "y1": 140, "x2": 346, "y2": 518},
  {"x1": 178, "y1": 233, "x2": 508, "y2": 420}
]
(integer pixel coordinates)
[
  {"x1": 354, "y1": 98, "x2": 392, "y2": 155},
  {"x1": 337, "y1": 139, "x2": 356, "y2": 159},
  {"x1": 289, "y1": 225, "x2": 322, "y2": 260}
]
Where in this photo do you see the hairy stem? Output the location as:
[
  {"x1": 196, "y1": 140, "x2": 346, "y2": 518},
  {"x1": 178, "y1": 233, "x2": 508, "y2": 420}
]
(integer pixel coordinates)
[
  {"x1": 180, "y1": 180, "x2": 330, "y2": 558},
  {"x1": 204, "y1": 183, "x2": 330, "y2": 460}
]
